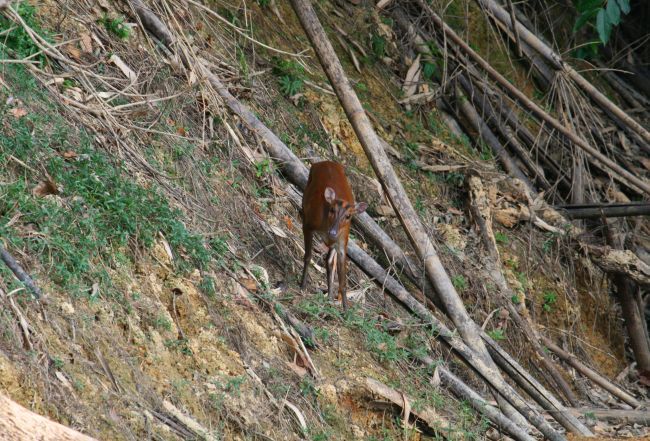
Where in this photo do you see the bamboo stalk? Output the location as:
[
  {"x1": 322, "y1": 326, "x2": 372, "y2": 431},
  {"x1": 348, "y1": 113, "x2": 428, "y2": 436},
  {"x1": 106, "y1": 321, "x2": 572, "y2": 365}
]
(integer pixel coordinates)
[
  {"x1": 555, "y1": 203, "x2": 650, "y2": 219},
  {"x1": 541, "y1": 337, "x2": 642, "y2": 408},
  {"x1": 482, "y1": 334, "x2": 594, "y2": 435},
  {"x1": 417, "y1": 356, "x2": 537, "y2": 441}
]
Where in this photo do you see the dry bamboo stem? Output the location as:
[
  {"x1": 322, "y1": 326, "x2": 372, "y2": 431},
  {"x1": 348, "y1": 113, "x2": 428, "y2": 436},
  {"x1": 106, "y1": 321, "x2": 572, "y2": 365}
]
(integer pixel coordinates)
[
  {"x1": 481, "y1": 334, "x2": 593, "y2": 435},
  {"x1": 416, "y1": 355, "x2": 537, "y2": 441},
  {"x1": 566, "y1": 407, "x2": 650, "y2": 425},
  {"x1": 413, "y1": 0, "x2": 650, "y2": 195},
  {"x1": 475, "y1": 0, "x2": 650, "y2": 146},
  {"x1": 541, "y1": 337, "x2": 642, "y2": 408},
  {"x1": 287, "y1": 0, "x2": 541, "y2": 430},
  {"x1": 455, "y1": 82, "x2": 536, "y2": 192},
  {"x1": 0, "y1": 242, "x2": 44, "y2": 299},
  {"x1": 0, "y1": 393, "x2": 97, "y2": 440}
]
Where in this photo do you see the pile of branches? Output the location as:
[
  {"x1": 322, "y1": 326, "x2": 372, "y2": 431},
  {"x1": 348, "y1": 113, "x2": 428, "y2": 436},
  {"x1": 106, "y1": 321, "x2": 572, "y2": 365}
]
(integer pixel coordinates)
[{"x1": 383, "y1": 0, "x2": 650, "y2": 382}]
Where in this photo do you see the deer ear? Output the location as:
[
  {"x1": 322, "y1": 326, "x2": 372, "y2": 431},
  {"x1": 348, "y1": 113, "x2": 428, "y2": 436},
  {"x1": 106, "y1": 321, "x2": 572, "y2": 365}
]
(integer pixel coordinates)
[
  {"x1": 355, "y1": 202, "x2": 368, "y2": 214},
  {"x1": 324, "y1": 187, "x2": 336, "y2": 204}
]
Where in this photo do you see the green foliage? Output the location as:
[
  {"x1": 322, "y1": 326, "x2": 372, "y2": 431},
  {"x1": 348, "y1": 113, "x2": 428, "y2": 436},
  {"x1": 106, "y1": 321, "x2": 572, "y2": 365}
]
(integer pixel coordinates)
[
  {"x1": 271, "y1": 57, "x2": 305, "y2": 97},
  {"x1": 255, "y1": 158, "x2": 271, "y2": 178},
  {"x1": 487, "y1": 329, "x2": 506, "y2": 340},
  {"x1": 199, "y1": 276, "x2": 217, "y2": 298},
  {"x1": 494, "y1": 232, "x2": 510, "y2": 245},
  {"x1": 542, "y1": 291, "x2": 557, "y2": 312},
  {"x1": 452, "y1": 274, "x2": 468, "y2": 291},
  {"x1": 370, "y1": 33, "x2": 386, "y2": 59},
  {"x1": 98, "y1": 14, "x2": 131, "y2": 40},
  {"x1": 573, "y1": 0, "x2": 631, "y2": 45},
  {"x1": 0, "y1": 2, "x2": 50, "y2": 64}
]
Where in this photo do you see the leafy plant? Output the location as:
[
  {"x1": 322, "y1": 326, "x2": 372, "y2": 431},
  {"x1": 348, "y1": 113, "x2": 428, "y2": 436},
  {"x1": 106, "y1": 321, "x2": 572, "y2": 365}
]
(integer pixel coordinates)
[
  {"x1": 370, "y1": 33, "x2": 386, "y2": 59},
  {"x1": 487, "y1": 329, "x2": 506, "y2": 340},
  {"x1": 494, "y1": 232, "x2": 510, "y2": 245},
  {"x1": 98, "y1": 14, "x2": 131, "y2": 40},
  {"x1": 573, "y1": 0, "x2": 631, "y2": 45},
  {"x1": 542, "y1": 291, "x2": 557, "y2": 312},
  {"x1": 0, "y1": 2, "x2": 51, "y2": 64},
  {"x1": 452, "y1": 274, "x2": 468, "y2": 291},
  {"x1": 271, "y1": 57, "x2": 305, "y2": 97}
]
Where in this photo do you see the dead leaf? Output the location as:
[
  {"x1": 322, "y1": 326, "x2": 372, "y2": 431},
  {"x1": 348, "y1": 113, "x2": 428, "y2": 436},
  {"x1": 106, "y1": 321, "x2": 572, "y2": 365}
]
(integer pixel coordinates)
[
  {"x1": 376, "y1": 204, "x2": 395, "y2": 217},
  {"x1": 430, "y1": 366, "x2": 440, "y2": 387},
  {"x1": 62, "y1": 150, "x2": 78, "y2": 160},
  {"x1": 66, "y1": 44, "x2": 81, "y2": 61},
  {"x1": 10, "y1": 107, "x2": 27, "y2": 118},
  {"x1": 80, "y1": 32, "x2": 93, "y2": 53},
  {"x1": 267, "y1": 223, "x2": 288, "y2": 238},
  {"x1": 109, "y1": 54, "x2": 137, "y2": 83},
  {"x1": 32, "y1": 178, "x2": 59, "y2": 197},
  {"x1": 286, "y1": 361, "x2": 308, "y2": 377},
  {"x1": 239, "y1": 277, "x2": 257, "y2": 292},
  {"x1": 284, "y1": 216, "x2": 293, "y2": 230},
  {"x1": 402, "y1": 54, "x2": 421, "y2": 99}
]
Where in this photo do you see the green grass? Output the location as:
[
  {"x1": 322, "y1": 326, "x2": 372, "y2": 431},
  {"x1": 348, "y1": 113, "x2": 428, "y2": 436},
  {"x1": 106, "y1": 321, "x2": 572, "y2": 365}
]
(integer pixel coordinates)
[
  {"x1": 0, "y1": 2, "x2": 51, "y2": 64},
  {"x1": 271, "y1": 57, "x2": 305, "y2": 97},
  {"x1": 0, "y1": 64, "x2": 222, "y2": 300},
  {"x1": 97, "y1": 14, "x2": 131, "y2": 40}
]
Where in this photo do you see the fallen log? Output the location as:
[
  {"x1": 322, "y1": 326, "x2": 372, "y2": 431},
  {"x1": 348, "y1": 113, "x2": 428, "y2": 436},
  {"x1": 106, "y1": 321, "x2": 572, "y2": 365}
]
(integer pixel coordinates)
[
  {"x1": 0, "y1": 393, "x2": 97, "y2": 440},
  {"x1": 555, "y1": 203, "x2": 650, "y2": 219},
  {"x1": 541, "y1": 337, "x2": 642, "y2": 408}
]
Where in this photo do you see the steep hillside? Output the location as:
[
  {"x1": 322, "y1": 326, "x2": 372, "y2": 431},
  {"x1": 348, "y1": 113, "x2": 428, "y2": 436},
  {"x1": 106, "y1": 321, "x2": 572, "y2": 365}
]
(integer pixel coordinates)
[{"x1": 0, "y1": 0, "x2": 648, "y2": 440}]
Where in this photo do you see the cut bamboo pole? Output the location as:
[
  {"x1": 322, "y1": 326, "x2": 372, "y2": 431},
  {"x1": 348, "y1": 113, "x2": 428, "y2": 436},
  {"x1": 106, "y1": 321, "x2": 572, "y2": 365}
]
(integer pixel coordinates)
[
  {"x1": 541, "y1": 337, "x2": 642, "y2": 408},
  {"x1": 417, "y1": 356, "x2": 537, "y2": 441},
  {"x1": 0, "y1": 393, "x2": 97, "y2": 441}
]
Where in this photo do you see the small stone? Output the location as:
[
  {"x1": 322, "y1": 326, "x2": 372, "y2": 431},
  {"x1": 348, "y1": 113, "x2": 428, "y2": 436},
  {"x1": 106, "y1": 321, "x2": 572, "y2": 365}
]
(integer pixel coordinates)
[
  {"x1": 60, "y1": 302, "x2": 75, "y2": 315},
  {"x1": 318, "y1": 384, "x2": 338, "y2": 406}
]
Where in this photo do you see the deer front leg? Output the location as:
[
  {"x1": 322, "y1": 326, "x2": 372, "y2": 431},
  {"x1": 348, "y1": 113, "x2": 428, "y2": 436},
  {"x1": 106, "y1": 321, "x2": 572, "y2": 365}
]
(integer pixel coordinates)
[
  {"x1": 337, "y1": 249, "x2": 348, "y2": 310},
  {"x1": 327, "y1": 248, "x2": 337, "y2": 302}
]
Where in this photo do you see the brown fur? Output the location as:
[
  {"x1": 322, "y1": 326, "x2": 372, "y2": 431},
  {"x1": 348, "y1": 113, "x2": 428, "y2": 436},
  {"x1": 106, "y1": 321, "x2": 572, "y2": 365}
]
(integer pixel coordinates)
[{"x1": 300, "y1": 161, "x2": 367, "y2": 309}]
